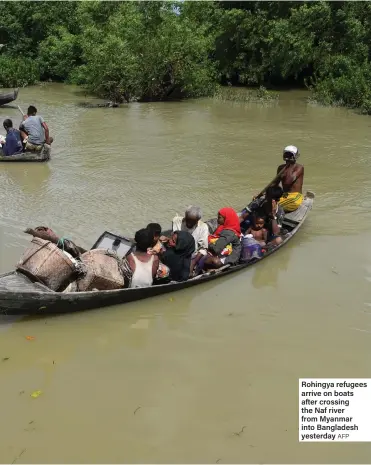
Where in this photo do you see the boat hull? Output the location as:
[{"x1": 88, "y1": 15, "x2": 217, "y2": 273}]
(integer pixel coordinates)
[
  {"x1": 0, "y1": 144, "x2": 51, "y2": 162},
  {"x1": 0, "y1": 192, "x2": 314, "y2": 315},
  {"x1": 0, "y1": 88, "x2": 19, "y2": 106}
]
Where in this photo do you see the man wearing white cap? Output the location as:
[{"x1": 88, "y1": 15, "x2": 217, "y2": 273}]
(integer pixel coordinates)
[{"x1": 275, "y1": 145, "x2": 304, "y2": 212}]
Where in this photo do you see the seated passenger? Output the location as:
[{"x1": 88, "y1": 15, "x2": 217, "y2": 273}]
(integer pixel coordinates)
[
  {"x1": 146, "y1": 223, "x2": 171, "y2": 281},
  {"x1": 0, "y1": 119, "x2": 23, "y2": 156},
  {"x1": 201, "y1": 207, "x2": 242, "y2": 271},
  {"x1": 160, "y1": 230, "x2": 195, "y2": 282},
  {"x1": 265, "y1": 186, "x2": 285, "y2": 246},
  {"x1": 127, "y1": 229, "x2": 159, "y2": 288},
  {"x1": 239, "y1": 209, "x2": 253, "y2": 234},
  {"x1": 172, "y1": 205, "x2": 209, "y2": 253},
  {"x1": 146, "y1": 223, "x2": 164, "y2": 255},
  {"x1": 246, "y1": 215, "x2": 268, "y2": 246}
]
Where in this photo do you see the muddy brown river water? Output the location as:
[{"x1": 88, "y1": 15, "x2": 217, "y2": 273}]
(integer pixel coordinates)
[{"x1": 0, "y1": 84, "x2": 371, "y2": 463}]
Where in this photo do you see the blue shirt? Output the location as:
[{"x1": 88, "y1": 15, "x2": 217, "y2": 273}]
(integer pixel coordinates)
[{"x1": 2, "y1": 129, "x2": 23, "y2": 156}]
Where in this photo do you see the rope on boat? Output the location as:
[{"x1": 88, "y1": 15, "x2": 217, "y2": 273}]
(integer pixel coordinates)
[{"x1": 57, "y1": 237, "x2": 70, "y2": 251}]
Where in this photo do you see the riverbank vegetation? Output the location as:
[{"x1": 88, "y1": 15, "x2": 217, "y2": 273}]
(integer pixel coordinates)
[
  {"x1": 1, "y1": 1, "x2": 371, "y2": 112},
  {"x1": 213, "y1": 86, "x2": 279, "y2": 104}
]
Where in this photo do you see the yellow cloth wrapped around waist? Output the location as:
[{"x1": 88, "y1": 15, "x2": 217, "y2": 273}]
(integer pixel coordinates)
[{"x1": 279, "y1": 192, "x2": 304, "y2": 212}]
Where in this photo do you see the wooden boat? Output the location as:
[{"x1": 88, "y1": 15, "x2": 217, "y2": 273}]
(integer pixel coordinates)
[
  {"x1": 0, "y1": 191, "x2": 315, "y2": 315},
  {"x1": 0, "y1": 88, "x2": 19, "y2": 106},
  {"x1": 0, "y1": 144, "x2": 51, "y2": 162}
]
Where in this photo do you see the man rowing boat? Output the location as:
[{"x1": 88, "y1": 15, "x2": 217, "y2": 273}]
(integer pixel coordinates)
[
  {"x1": 275, "y1": 145, "x2": 304, "y2": 212},
  {"x1": 19, "y1": 105, "x2": 53, "y2": 152}
]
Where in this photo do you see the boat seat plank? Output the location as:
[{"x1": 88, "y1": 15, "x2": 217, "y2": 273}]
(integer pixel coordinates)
[
  {"x1": 284, "y1": 196, "x2": 313, "y2": 223},
  {"x1": 0, "y1": 272, "x2": 53, "y2": 293}
]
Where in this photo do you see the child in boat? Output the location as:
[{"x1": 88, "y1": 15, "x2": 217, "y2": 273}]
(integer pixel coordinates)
[
  {"x1": 146, "y1": 223, "x2": 164, "y2": 254},
  {"x1": 146, "y1": 223, "x2": 170, "y2": 281},
  {"x1": 246, "y1": 215, "x2": 268, "y2": 246}
]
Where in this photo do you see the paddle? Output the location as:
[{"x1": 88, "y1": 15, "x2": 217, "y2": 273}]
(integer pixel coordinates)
[
  {"x1": 17, "y1": 105, "x2": 25, "y2": 118},
  {"x1": 245, "y1": 164, "x2": 288, "y2": 212}
]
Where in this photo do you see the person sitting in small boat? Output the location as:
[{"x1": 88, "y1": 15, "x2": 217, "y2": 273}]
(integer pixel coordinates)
[
  {"x1": 246, "y1": 215, "x2": 268, "y2": 246},
  {"x1": 239, "y1": 209, "x2": 254, "y2": 234},
  {"x1": 160, "y1": 230, "x2": 195, "y2": 282},
  {"x1": 146, "y1": 223, "x2": 171, "y2": 281},
  {"x1": 146, "y1": 223, "x2": 164, "y2": 255},
  {"x1": 200, "y1": 207, "x2": 242, "y2": 271},
  {"x1": 0, "y1": 119, "x2": 23, "y2": 156},
  {"x1": 127, "y1": 228, "x2": 159, "y2": 288},
  {"x1": 274, "y1": 145, "x2": 304, "y2": 212},
  {"x1": 19, "y1": 105, "x2": 53, "y2": 152},
  {"x1": 172, "y1": 205, "x2": 209, "y2": 253},
  {"x1": 265, "y1": 186, "x2": 285, "y2": 246}
]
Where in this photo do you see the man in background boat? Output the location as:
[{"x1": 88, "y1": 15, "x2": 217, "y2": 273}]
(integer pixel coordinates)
[
  {"x1": 0, "y1": 119, "x2": 23, "y2": 156},
  {"x1": 275, "y1": 145, "x2": 304, "y2": 212},
  {"x1": 19, "y1": 105, "x2": 53, "y2": 152}
]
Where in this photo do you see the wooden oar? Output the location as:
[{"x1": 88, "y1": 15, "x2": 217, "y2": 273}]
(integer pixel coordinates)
[
  {"x1": 255, "y1": 164, "x2": 288, "y2": 200},
  {"x1": 244, "y1": 164, "x2": 288, "y2": 212},
  {"x1": 17, "y1": 105, "x2": 25, "y2": 118}
]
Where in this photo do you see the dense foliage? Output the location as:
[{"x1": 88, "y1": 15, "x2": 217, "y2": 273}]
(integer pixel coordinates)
[{"x1": 1, "y1": 1, "x2": 371, "y2": 112}]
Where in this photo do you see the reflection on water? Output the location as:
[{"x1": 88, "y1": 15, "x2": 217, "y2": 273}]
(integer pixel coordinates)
[
  {"x1": 0, "y1": 163, "x2": 51, "y2": 197},
  {"x1": 1, "y1": 84, "x2": 371, "y2": 463},
  {"x1": 252, "y1": 241, "x2": 293, "y2": 289}
]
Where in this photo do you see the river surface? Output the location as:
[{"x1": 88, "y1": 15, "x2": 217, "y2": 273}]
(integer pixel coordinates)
[{"x1": 0, "y1": 84, "x2": 371, "y2": 463}]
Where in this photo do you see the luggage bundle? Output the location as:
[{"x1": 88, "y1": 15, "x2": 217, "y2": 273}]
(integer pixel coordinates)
[
  {"x1": 17, "y1": 237, "x2": 80, "y2": 291},
  {"x1": 75, "y1": 249, "x2": 126, "y2": 292},
  {"x1": 16, "y1": 226, "x2": 134, "y2": 293}
]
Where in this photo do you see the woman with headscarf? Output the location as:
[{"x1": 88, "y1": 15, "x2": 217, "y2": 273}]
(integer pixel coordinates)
[
  {"x1": 200, "y1": 207, "x2": 242, "y2": 271},
  {"x1": 160, "y1": 230, "x2": 195, "y2": 282}
]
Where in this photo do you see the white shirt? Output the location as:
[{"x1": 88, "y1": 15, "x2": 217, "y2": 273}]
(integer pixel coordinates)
[{"x1": 172, "y1": 217, "x2": 209, "y2": 251}]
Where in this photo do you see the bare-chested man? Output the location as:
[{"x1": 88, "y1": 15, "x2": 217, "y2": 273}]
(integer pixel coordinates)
[{"x1": 275, "y1": 145, "x2": 304, "y2": 212}]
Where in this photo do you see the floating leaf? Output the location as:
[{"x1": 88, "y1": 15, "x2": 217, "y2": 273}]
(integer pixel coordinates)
[
  {"x1": 169, "y1": 297, "x2": 174, "y2": 302},
  {"x1": 30, "y1": 390, "x2": 42, "y2": 398},
  {"x1": 25, "y1": 336, "x2": 35, "y2": 341}
]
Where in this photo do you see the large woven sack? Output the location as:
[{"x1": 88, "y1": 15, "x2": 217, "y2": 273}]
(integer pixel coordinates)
[
  {"x1": 16, "y1": 237, "x2": 77, "y2": 291},
  {"x1": 76, "y1": 249, "x2": 125, "y2": 292}
]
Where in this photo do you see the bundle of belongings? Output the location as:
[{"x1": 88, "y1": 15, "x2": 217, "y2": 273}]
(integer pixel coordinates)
[{"x1": 16, "y1": 226, "x2": 133, "y2": 293}]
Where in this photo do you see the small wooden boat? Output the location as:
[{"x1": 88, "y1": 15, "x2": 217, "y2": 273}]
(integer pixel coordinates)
[
  {"x1": 0, "y1": 191, "x2": 315, "y2": 315},
  {"x1": 0, "y1": 88, "x2": 19, "y2": 106},
  {"x1": 0, "y1": 144, "x2": 50, "y2": 162}
]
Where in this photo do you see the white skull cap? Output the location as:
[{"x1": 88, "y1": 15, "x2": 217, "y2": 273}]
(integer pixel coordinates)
[{"x1": 283, "y1": 145, "x2": 299, "y2": 156}]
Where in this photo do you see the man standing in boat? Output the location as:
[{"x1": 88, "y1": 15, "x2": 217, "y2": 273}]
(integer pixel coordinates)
[
  {"x1": 19, "y1": 105, "x2": 53, "y2": 151},
  {"x1": 275, "y1": 145, "x2": 304, "y2": 212}
]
